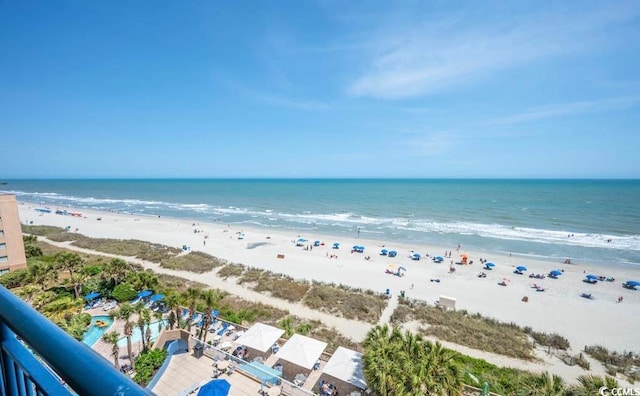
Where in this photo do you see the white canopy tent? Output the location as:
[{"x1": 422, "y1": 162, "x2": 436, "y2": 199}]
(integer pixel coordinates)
[
  {"x1": 322, "y1": 347, "x2": 367, "y2": 389},
  {"x1": 275, "y1": 334, "x2": 327, "y2": 370},
  {"x1": 234, "y1": 323, "x2": 284, "y2": 352}
]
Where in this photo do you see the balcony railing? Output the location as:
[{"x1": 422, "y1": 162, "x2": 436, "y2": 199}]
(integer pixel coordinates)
[{"x1": 0, "y1": 285, "x2": 152, "y2": 396}]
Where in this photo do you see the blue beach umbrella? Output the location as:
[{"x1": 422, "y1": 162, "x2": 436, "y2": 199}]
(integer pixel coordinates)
[
  {"x1": 314, "y1": 240, "x2": 321, "y2": 246},
  {"x1": 381, "y1": 249, "x2": 388, "y2": 255},
  {"x1": 434, "y1": 256, "x2": 444, "y2": 261},
  {"x1": 137, "y1": 290, "x2": 153, "y2": 298},
  {"x1": 550, "y1": 270, "x2": 562, "y2": 277},
  {"x1": 84, "y1": 292, "x2": 100, "y2": 300},
  {"x1": 586, "y1": 275, "x2": 599, "y2": 281},
  {"x1": 150, "y1": 294, "x2": 165, "y2": 302},
  {"x1": 197, "y1": 379, "x2": 231, "y2": 396},
  {"x1": 412, "y1": 253, "x2": 421, "y2": 260},
  {"x1": 485, "y1": 262, "x2": 496, "y2": 268},
  {"x1": 388, "y1": 250, "x2": 397, "y2": 257},
  {"x1": 332, "y1": 242, "x2": 340, "y2": 249},
  {"x1": 516, "y1": 266, "x2": 527, "y2": 272},
  {"x1": 297, "y1": 238, "x2": 307, "y2": 243},
  {"x1": 625, "y1": 280, "x2": 640, "y2": 287}
]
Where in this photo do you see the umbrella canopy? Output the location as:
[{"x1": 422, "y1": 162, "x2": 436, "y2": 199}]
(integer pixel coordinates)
[
  {"x1": 333, "y1": 242, "x2": 340, "y2": 247},
  {"x1": 388, "y1": 250, "x2": 397, "y2": 256},
  {"x1": 84, "y1": 292, "x2": 100, "y2": 300},
  {"x1": 150, "y1": 294, "x2": 165, "y2": 302},
  {"x1": 381, "y1": 249, "x2": 388, "y2": 255},
  {"x1": 137, "y1": 290, "x2": 153, "y2": 298},
  {"x1": 434, "y1": 256, "x2": 444, "y2": 261},
  {"x1": 297, "y1": 238, "x2": 307, "y2": 242},
  {"x1": 276, "y1": 334, "x2": 327, "y2": 369},
  {"x1": 197, "y1": 379, "x2": 231, "y2": 396},
  {"x1": 550, "y1": 270, "x2": 563, "y2": 276},
  {"x1": 412, "y1": 253, "x2": 421, "y2": 259},
  {"x1": 586, "y1": 274, "x2": 599, "y2": 281},
  {"x1": 235, "y1": 323, "x2": 285, "y2": 352},
  {"x1": 626, "y1": 280, "x2": 640, "y2": 287},
  {"x1": 516, "y1": 266, "x2": 527, "y2": 272},
  {"x1": 485, "y1": 262, "x2": 495, "y2": 267},
  {"x1": 322, "y1": 347, "x2": 367, "y2": 389}
]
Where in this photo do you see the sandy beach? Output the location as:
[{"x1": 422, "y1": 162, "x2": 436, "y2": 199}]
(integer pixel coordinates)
[{"x1": 19, "y1": 201, "x2": 640, "y2": 356}]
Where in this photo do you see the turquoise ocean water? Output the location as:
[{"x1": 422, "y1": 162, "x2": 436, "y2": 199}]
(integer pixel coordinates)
[{"x1": 3, "y1": 179, "x2": 639, "y2": 267}]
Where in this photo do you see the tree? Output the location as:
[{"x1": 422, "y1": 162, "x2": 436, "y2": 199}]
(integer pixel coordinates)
[
  {"x1": 102, "y1": 331, "x2": 121, "y2": 369},
  {"x1": 103, "y1": 258, "x2": 131, "y2": 287},
  {"x1": 17, "y1": 285, "x2": 40, "y2": 303},
  {"x1": 362, "y1": 325, "x2": 462, "y2": 396},
  {"x1": 66, "y1": 268, "x2": 90, "y2": 299},
  {"x1": 185, "y1": 287, "x2": 200, "y2": 333},
  {"x1": 127, "y1": 270, "x2": 158, "y2": 292},
  {"x1": 28, "y1": 262, "x2": 57, "y2": 290},
  {"x1": 567, "y1": 375, "x2": 618, "y2": 396},
  {"x1": 115, "y1": 303, "x2": 136, "y2": 370},
  {"x1": 524, "y1": 372, "x2": 566, "y2": 396},
  {"x1": 165, "y1": 293, "x2": 182, "y2": 330},
  {"x1": 24, "y1": 244, "x2": 43, "y2": 259},
  {"x1": 55, "y1": 252, "x2": 84, "y2": 279},
  {"x1": 199, "y1": 289, "x2": 218, "y2": 343}
]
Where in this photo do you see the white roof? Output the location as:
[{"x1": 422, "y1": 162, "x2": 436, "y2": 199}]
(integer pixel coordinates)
[
  {"x1": 275, "y1": 334, "x2": 327, "y2": 369},
  {"x1": 234, "y1": 323, "x2": 284, "y2": 352},
  {"x1": 322, "y1": 347, "x2": 366, "y2": 389}
]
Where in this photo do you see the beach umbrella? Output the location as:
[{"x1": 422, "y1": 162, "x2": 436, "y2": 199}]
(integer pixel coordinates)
[
  {"x1": 137, "y1": 290, "x2": 153, "y2": 298},
  {"x1": 586, "y1": 275, "x2": 599, "y2": 281},
  {"x1": 381, "y1": 249, "x2": 388, "y2": 255},
  {"x1": 412, "y1": 253, "x2": 421, "y2": 260},
  {"x1": 150, "y1": 294, "x2": 165, "y2": 302},
  {"x1": 333, "y1": 242, "x2": 340, "y2": 248},
  {"x1": 550, "y1": 270, "x2": 562, "y2": 276},
  {"x1": 434, "y1": 256, "x2": 443, "y2": 261},
  {"x1": 388, "y1": 250, "x2": 397, "y2": 256},
  {"x1": 197, "y1": 379, "x2": 230, "y2": 396},
  {"x1": 626, "y1": 280, "x2": 640, "y2": 287},
  {"x1": 314, "y1": 240, "x2": 321, "y2": 246},
  {"x1": 297, "y1": 238, "x2": 307, "y2": 243},
  {"x1": 516, "y1": 266, "x2": 527, "y2": 272},
  {"x1": 485, "y1": 262, "x2": 495, "y2": 268},
  {"x1": 84, "y1": 292, "x2": 100, "y2": 300}
]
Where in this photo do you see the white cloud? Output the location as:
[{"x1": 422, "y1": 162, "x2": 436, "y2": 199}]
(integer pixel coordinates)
[{"x1": 347, "y1": 3, "x2": 640, "y2": 99}]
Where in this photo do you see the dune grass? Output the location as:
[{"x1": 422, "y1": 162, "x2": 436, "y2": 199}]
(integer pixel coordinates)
[
  {"x1": 303, "y1": 281, "x2": 387, "y2": 324},
  {"x1": 217, "y1": 263, "x2": 246, "y2": 279},
  {"x1": 160, "y1": 251, "x2": 226, "y2": 273},
  {"x1": 585, "y1": 345, "x2": 640, "y2": 382},
  {"x1": 392, "y1": 298, "x2": 536, "y2": 361}
]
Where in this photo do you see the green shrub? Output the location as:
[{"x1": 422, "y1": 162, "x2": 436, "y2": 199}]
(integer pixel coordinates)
[
  {"x1": 133, "y1": 348, "x2": 168, "y2": 386},
  {"x1": 71, "y1": 313, "x2": 92, "y2": 328},
  {"x1": 0, "y1": 269, "x2": 29, "y2": 289},
  {"x1": 83, "y1": 265, "x2": 103, "y2": 276},
  {"x1": 111, "y1": 283, "x2": 138, "y2": 302}
]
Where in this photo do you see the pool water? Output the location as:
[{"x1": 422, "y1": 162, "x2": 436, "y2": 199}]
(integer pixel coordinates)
[
  {"x1": 117, "y1": 319, "x2": 168, "y2": 348},
  {"x1": 82, "y1": 315, "x2": 114, "y2": 347}
]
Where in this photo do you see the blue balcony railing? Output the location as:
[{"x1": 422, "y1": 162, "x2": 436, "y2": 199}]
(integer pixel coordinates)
[{"x1": 0, "y1": 285, "x2": 152, "y2": 396}]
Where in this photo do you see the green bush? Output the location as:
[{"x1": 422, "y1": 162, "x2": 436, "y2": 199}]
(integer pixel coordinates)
[
  {"x1": 111, "y1": 283, "x2": 138, "y2": 302},
  {"x1": 133, "y1": 348, "x2": 168, "y2": 386},
  {"x1": 70, "y1": 313, "x2": 92, "y2": 328},
  {"x1": 83, "y1": 265, "x2": 103, "y2": 276},
  {"x1": 0, "y1": 269, "x2": 29, "y2": 289}
]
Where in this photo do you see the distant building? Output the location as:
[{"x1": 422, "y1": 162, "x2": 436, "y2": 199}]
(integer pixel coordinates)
[{"x1": 0, "y1": 194, "x2": 27, "y2": 274}]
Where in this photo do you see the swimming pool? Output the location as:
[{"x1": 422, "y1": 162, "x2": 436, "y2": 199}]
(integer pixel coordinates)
[
  {"x1": 82, "y1": 315, "x2": 114, "y2": 347},
  {"x1": 117, "y1": 319, "x2": 168, "y2": 348}
]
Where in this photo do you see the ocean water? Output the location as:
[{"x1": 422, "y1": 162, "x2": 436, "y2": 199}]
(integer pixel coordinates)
[{"x1": 3, "y1": 179, "x2": 640, "y2": 267}]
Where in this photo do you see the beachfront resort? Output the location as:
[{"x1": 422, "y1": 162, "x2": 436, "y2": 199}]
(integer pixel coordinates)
[{"x1": 1, "y1": 201, "x2": 639, "y2": 395}]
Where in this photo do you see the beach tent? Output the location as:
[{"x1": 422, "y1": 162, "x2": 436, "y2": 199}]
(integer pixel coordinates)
[
  {"x1": 235, "y1": 323, "x2": 285, "y2": 352},
  {"x1": 516, "y1": 266, "x2": 527, "y2": 272},
  {"x1": 276, "y1": 334, "x2": 327, "y2": 370},
  {"x1": 84, "y1": 292, "x2": 100, "y2": 300},
  {"x1": 322, "y1": 347, "x2": 367, "y2": 390},
  {"x1": 412, "y1": 253, "x2": 421, "y2": 260},
  {"x1": 150, "y1": 294, "x2": 165, "y2": 302},
  {"x1": 380, "y1": 249, "x2": 388, "y2": 256},
  {"x1": 197, "y1": 379, "x2": 231, "y2": 396},
  {"x1": 137, "y1": 290, "x2": 153, "y2": 298},
  {"x1": 332, "y1": 243, "x2": 340, "y2": 249}
]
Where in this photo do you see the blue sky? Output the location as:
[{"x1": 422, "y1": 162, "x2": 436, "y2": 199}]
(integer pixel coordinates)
[{"x1": 1, "y1": 1, "x2": 639, "y2": 178}]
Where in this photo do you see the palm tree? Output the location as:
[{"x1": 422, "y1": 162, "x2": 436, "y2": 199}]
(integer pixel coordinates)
[
  {"x1": 199, "y1": 290, "x2": 217, "y2": 342},
  {"x1": 185, "y1": 287, "x2": 200, "y2": 333},
  {"x1": 165, "y1": 293, "x2": 181, "y2": 330},
  {"x1": 28, "y1": 262, "x2": 57, "y2": 290},
  {"x1": 55, "y1": 251, "x2": 84, "y2": 279},
  {"x1": 278, "y1": 316, "x2": 295, "y2": 338},
  {"x1": 295, "y1": 321, "x2": 312, "y2": 336},
  {"x1": 128, "y1": 270, "x2": 158, "y2": 292},
  {"x1": 102, "y1": 331, "x2": 121, "y2": 369},
  {"x1": 66, "y1": 268, "x2": 90, "y2": 299},
  {"x1": 567, "y1": 375, "x2": 618, "y2": 396},
  {"x1": 17, "y1": 285, "x2": 40, "y2": 304},
  {"x1": 362, "y1": 325, "x2": 462, "y2": 396},
  {"x1": 103, "y1": 258, "x2": 131, "y2": 287},
  {"x1": 115, "y1": 303, "x2": 136, "y2": 370},
  {"x1": 524, "y1": 372, "x2": 566, "y2": 396}
]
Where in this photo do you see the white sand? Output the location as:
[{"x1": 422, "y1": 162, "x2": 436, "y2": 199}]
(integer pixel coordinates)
[{"x1": 19, "y1": 202, "x2": 640, "y2": 356}]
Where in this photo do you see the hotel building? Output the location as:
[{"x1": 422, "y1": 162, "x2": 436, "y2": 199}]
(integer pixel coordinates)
[{"x1": 0, "y1": 194, "x2": 27, "y2": 274}]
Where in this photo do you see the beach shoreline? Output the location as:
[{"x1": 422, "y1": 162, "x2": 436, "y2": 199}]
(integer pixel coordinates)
[{"x1": 18, "y1": 200, "x2": 640, "y2": 354}]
